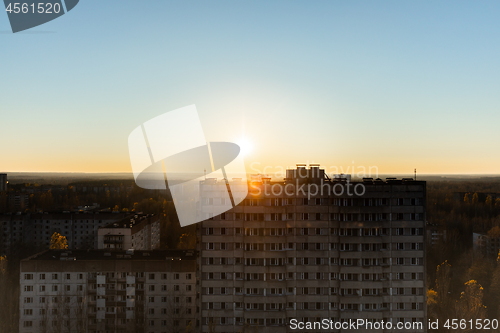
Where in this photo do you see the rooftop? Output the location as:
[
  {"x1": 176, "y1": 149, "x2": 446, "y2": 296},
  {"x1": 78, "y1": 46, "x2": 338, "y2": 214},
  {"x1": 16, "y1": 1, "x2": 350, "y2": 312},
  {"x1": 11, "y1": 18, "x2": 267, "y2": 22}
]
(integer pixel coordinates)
[
  {"x1": 103, "y1": 213, "x2": 157, "y2": 229},
  {"x1": 24, "y1": 249, "x2": 197, "y2": 262}
]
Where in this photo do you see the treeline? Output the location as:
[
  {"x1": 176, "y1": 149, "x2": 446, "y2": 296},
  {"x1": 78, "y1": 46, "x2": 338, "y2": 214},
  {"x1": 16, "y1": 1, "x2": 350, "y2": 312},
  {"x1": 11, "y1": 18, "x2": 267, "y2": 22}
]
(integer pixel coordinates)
[{"x1": 426, "y1": 179, "x2": 500, "y2": 330}]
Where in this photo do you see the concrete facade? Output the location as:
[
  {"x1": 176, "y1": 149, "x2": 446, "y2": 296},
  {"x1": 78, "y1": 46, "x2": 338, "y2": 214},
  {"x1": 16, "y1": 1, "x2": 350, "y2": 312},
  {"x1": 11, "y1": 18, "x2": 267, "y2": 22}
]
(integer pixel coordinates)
[
  {"x1": 97, "y1": 214, "x2": 161, "y2": 250},
  {"x1": 0, "y1": 212, "x2": 128, "y2": 254},
  {"x1": 19, "y1": 249, "x2": 198, "y2": 333},
  {"x1": 474, "y1": 232, "x2": 500, "y2": 257},
  {"x1": 0, "y1": 173, "x2": 7, "y2": 192},
  {"x1": 198, "y1": 165, "x2": 426, "y2": 333}
]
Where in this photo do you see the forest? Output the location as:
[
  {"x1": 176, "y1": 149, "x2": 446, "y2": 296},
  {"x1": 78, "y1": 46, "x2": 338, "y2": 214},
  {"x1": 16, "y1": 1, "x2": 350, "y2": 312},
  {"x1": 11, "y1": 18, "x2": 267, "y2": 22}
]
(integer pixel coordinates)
[{"x1": 425, "y1": 177, "x2": 500, "y2": 331}]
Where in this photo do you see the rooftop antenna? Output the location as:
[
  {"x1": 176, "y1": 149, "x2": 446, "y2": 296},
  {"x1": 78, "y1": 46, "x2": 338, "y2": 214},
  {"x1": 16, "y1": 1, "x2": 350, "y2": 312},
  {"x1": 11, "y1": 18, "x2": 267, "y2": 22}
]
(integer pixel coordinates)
[{"x1": 414, "y1": 168, "x2": 417, "y2": 181}]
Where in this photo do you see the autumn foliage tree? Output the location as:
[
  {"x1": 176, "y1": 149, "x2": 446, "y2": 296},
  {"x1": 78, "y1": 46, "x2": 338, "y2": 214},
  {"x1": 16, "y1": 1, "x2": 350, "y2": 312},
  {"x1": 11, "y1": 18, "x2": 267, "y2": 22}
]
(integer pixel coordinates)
[
  {"x1": 456, "y1": 280, "x2": 487, "y2": 324},
  {"x1": 50, "y1": 232, "x2": 68, "y2": 249}
]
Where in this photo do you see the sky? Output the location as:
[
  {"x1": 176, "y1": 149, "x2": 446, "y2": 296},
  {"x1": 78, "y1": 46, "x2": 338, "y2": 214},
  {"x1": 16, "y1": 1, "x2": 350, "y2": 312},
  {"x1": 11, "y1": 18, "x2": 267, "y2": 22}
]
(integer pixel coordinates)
[{"x1": 1, "y1": 1, "x2": 500, "y2": 175}]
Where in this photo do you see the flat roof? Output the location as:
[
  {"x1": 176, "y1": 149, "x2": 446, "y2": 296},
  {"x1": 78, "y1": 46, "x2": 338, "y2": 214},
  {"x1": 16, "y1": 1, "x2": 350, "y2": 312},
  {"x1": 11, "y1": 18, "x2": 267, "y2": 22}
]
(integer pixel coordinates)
[
  {"x1": 24, "y1": 249, "x2": 197, "y2": 262},
  {"x1": 103, "y1": 213, "x2": 157, "y2": 229}
]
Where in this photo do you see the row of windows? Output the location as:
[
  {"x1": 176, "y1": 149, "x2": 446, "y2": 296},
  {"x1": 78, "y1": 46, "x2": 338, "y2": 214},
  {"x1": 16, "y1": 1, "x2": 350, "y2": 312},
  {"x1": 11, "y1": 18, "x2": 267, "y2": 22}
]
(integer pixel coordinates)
[
  {"x1": 24, "y1": 272, "x2": 193, "y2": 281},
  {"x1": 200, "y1": 287, "x2": 424, "y2": 298},
  {"x1": 204, "y1": 302, "x2": 424, "y2": 311},
  {"x1": 203, "y1": 256, "x2": 422, "y2": 266},
  {"x1": 23, "y1": 273, "x2": 84, "y2": 280},
  {"x1": 200, "y1": 315, "x2": 424, "y2": 328},
  {"x1": 89, "y1": 272, "x2": 192, "y2": 280},
  {"x1": 23, "y1": 283, "x2": 193, "y2": 293},
  {"x1": 22, "y1": 319, "x2": 193, "y2": 329},
  {"x1": 23, "y1": 294, "x2": 196, "y2": 305},
  {"x1": 203, "y1": 270, "x2": 424, "y2": 282},
  {"x1": 213, "y1": 212, "x2": 423, "y2": 222},
  {"x1": 203, "y1": 242, "x2": 424, "y2": 251},
  {"x1": 239, "y1": 197, "x2": 423, "y2": 207},
  {"x1": 204, "y1": 227, "x2": 424, "y2": 236}
]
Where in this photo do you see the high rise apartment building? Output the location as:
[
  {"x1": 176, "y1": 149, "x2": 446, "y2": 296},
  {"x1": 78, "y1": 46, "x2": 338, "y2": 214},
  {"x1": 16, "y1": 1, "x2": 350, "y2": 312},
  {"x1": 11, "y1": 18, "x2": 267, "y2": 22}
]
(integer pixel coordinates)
[
  {"x1": 198, "y1": 165, "x2": 426, "y2": 333},
  {"x1": 19, "y1": 249, "x2": 198, "y2": 333}
]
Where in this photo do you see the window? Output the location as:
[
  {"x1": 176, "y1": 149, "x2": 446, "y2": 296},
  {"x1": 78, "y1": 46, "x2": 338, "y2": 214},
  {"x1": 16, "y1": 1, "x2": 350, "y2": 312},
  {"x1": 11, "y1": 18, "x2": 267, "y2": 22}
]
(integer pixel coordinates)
[
  {"x1": 24, "y1": 285, "x2": 33, "y2": 292},
  {"x1": 149, "y1": 273, "x2": 155, "y2": 280},
  {"x1": 52, "y1": 273, "x2": 58, "y2": 280},
  {"x1": 39, "y1": 274, "x2": 45, "y2": 280},
  {"x1": 66, "y1": 273, "x2": 71, "y2": 280},
  {"x1": 24, "y1": 274, "x2": 33, "y2": 280},
  {"x1": 186, "y1": 273, "x2": 192, "y2": 280}
]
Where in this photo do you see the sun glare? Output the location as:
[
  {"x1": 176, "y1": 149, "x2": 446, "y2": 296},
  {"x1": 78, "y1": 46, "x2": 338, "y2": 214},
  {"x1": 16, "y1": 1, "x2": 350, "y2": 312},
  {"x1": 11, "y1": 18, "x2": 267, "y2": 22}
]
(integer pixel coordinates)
[{"x1": 236, "y1": 137, "x2": 254, "y2": 157}]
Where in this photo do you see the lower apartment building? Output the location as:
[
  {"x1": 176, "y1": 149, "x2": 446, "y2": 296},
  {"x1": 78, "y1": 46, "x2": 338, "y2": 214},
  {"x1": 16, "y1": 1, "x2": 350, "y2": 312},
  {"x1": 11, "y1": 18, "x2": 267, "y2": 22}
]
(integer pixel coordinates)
[
  {"x1": 97, "y1": 214, "x2": 161, "y2": 250},
  {"x1": 197, "y1": 165, "x2": 426, "y2": 333},
  {"x1": 1, "y1": 212, "x2": 129, "y2": 254},
  {"x1": 19, "y1": 249, "x2": 198, "y2": 333}
]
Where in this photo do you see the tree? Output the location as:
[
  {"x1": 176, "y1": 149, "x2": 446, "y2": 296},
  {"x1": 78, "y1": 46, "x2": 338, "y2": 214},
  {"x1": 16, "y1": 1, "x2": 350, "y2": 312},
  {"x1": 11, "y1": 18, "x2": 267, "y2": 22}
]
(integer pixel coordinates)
[
  {"x1": 486, "y1": 195, "x2": 492, "y2": 206},
  {"x1": 0, "y1": 256, "x2": 6, "y2": 275},
  {"x1": 177, "y1": 233, "x2": 196, "y2": 249},
  {"x1": 488, "y1": 265, "x2": 500, "y2": 320},
  {"x1": 50, "y1": 232, "x2": 68, "y2": 249},
  {"x1": 427, "y1": 288, "x2": 437, "y2": 306},
  {"x1": 456, "y1": 280, "x2": 487, "y2": 324},
  {"x1": 0, "y1": 255, "x2": 20, "y2": 333},
  {"x1": 472, "y1": 192, "x2": 479, "y2": 204},
  {"x1": 464, "y1": 193, "x2": 470, "y2": 204},
  {"x1": 488, "y1": 226, "x2": 500, "y2": 238},
  {"x1": 434, "y1": 260, "x2": 453, "y2": 320}
]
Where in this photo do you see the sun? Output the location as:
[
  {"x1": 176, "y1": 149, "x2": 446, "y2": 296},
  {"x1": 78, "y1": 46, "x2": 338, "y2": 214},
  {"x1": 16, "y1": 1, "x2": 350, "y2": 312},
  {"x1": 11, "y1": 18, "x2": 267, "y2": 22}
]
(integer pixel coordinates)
[{"x1": 236, "y1": 137, "x2": 254, "y2": 157}]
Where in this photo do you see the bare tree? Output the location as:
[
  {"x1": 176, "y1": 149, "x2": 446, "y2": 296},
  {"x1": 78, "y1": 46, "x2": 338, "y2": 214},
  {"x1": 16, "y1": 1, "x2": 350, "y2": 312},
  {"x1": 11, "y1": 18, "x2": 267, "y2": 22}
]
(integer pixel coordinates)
[
  {"x1": 74, "y1": 291, "x2": 88, "y2": 333},
  {"x1": 165, "y1": 287, "x2": 194, "y2": 333},
  {"x1": 0, "y1": 256, "x2": 19, "y2": 333}
]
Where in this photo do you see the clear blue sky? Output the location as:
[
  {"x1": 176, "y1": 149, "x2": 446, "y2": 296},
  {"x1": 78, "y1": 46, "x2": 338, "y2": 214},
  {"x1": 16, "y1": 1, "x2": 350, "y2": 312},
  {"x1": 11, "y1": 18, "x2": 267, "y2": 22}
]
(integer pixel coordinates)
[{"x1": 1, "y1": 1, "x2": 500, "y2": 174}]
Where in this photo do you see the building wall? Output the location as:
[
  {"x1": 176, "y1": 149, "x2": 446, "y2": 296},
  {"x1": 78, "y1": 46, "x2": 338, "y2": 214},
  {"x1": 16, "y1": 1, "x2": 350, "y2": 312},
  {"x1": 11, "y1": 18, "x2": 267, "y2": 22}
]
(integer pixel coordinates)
[
  {"x1": 198, "y1": 172, "x2": 426, "y2": 333},
  {"x1": 97, "y1": 228, "x2": 132, "y2": 250},
  {"x1": 19, "y1": 251, "x2": 198, "y2": 333},
  {"x1": 0, "y1": 174, "x2": 6, "y2": 192},
  {"x1": 474, "y1": 233, "x2": 500, "y2": 257},
  {"x1": 0, "y1": 212, "x2": 128, "y2": 254}
]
